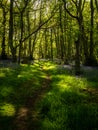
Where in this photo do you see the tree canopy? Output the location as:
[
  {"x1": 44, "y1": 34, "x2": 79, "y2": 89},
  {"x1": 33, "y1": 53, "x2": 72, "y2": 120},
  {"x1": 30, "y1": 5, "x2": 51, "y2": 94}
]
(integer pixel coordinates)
[{"x1": 0, "y1": 0, "x2": 98, "y2": 74}]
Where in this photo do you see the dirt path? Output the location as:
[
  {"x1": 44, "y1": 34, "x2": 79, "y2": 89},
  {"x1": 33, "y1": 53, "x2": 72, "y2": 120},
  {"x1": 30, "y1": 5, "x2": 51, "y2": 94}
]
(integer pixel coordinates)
[{"x1": 13, "y1": 70, "x2": 51, "y2": 130}]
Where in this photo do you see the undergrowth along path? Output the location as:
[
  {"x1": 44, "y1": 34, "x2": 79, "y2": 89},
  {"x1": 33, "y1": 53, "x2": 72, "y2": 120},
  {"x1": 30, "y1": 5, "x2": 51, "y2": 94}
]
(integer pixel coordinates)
[{"x1": 14, "y1": 65, "x2": 51, "y2": 130}]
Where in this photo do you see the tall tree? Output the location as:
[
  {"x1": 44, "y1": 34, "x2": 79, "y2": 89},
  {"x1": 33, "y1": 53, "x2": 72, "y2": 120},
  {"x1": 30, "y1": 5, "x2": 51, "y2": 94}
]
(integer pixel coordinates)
[
  {"x1": 89, "y1": 0, "x2": 94, "y2": 64},
  {"x1": 59, "y1": 4, "x2": 65, "y2": 60},
  {"x1": 8, "y1": 0, "x2": 17, "y2": 62},
  {"x1": 0, "y1": 2, "x2": 8, "y2": 59},
  {"x1": 62, "y1": 0, "x2": 87, "y2": 74},
  {"x1": 50, "y1": 28, "x2": 53, "y2": 60}
]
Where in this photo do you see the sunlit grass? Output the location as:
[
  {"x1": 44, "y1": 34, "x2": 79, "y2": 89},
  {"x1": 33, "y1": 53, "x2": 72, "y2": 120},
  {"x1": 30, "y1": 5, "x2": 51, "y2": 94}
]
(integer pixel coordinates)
[
  {"x1": 0, "y1": 61, "x2": 98, "y2": 129},
  {"x1": 0, "y1": 62, "x2": 47, "y2": 129},
  {"x1": 0, "y1": 103, "x2": 15, "y2": 117},
  {"x1": 0, "y1": 86, "x2": 14, "y2": 97},
  {"x1": 0, "y1": 72, "x2": 5, "y2": 77},
  {"x1": 39, "y1": 62, "x2": 98, "y2": 130}
]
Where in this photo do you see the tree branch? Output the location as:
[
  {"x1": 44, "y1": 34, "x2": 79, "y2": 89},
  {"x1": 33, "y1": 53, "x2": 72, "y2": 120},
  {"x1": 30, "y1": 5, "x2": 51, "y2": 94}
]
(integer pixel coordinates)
[
  {"x1": 81, "y1": 0, "x2": 86, "y2": 12},
  {"x1": 95, "y1": 0, "x2": 98, "y2": 11},
  {"x1": 62, "y1": 0, "x2": 78, "y2": 19},
  {"x1": 15, "y1": 8, "x2": 57, "y2": 49},
  {"x1": 22, "y1": 14, "x2": 55, "y2": 43}
]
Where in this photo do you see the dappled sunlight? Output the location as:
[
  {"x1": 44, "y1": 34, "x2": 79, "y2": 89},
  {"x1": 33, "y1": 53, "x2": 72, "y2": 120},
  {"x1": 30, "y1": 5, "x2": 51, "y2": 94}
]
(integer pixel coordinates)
[
  {"x1": 0, "y1": 86, "x2": 14, "y2": 97},
  {"x1": 0, "y1": 68, "x2": 13, "y2": 79},
  {"x1": 0, "y1": 72, "x2": 6, "y2": 77},
  {"x1": 43, "y1": 64, "x2": 57, "y2": 71},
  {"x1": 17, "y1": 64, "x2": 46, "y2": 82},
  {"x1": 17, "y1": 71, "x2": 33, "y2": 79},
  {"x1": 40, "y1": 75, "x2": 48, "y2": 81},
  {"x1": 56, "y1": 81, "x2": 68, "y2": 92},
  {"x1": 41, "y1": 62, "x2": 57, "y2": 72},
  {"x1": 0, "y1": 0, "x2": 98, "y2": 127},
  {"x1": 0, "y1": 103, "x2": 15, "y2": 117},
  {"x1": 0, "y1": 61, "x2": 98, "y2": 129},
  {"x1": 51, "y1": 73, "x2": 88, "y2": 93},
  {"x1": 39, "y1": 62, "x2": 98, "y2": 130}
]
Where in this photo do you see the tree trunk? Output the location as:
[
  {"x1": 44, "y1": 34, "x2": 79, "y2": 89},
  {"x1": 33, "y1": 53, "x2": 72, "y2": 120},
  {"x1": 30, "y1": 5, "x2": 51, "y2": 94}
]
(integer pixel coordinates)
[
  {"x1": 59, "y1": 5, "x2": 64, "y2": 60},
  {"x1": 1, "y1": 8, "x2": 7, "y2": 59},
  {"x1": 90, "y1": 0, "x2": 94, "y2": 57},
  {"x1": 9, "y1": 0, "x2": 17, "y2": 62},
  {"x1": 44, "y1": 29, "x2": 48, "y2": 59},
  {"x1": 95, "y1": 0, "x2": 98, "y2": 30},
  {"x1": 54, "y1": 28, "x2": 60, "y2": 58},
  {"x1": 88, "y1": 0, "x2": 97, "y2": 65},
  {"x1": 26, "y1": 11, "x2": 32, "y2": 59},
  {"x1": 75, "y1": 38, "x2": 81, "y2": 75},
  {"x1": 18, "y1": 12, "x2": 24, "y2": 64},
  {"x1": 50, "y1": 28, "x2": 53, "y2": 60}
]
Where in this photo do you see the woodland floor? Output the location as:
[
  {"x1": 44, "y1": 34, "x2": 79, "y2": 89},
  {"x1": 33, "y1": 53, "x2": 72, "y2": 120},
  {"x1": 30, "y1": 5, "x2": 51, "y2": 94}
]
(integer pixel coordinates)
[
  {"x1": 0, "y1": 61, "x2": 52, "y2": 130},
  {"x1": 0, "y1": 61, "x2": 98, "y2": 130},
  {"x1": 13, "y1": 69, "x2": 51, "y2": 130}
]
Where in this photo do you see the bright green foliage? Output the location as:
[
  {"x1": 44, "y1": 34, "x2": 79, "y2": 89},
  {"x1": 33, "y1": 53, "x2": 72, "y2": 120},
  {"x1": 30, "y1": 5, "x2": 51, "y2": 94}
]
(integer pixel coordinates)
[
  {"x1": 38, "y1": 62, "x2": 98, "y2": 130},
  {"x1": 0, "y1": 61, "x2": 98, "y2": 130},
  {"x1": 0, "y1": 62, "x2": 46, "y2": 129}
]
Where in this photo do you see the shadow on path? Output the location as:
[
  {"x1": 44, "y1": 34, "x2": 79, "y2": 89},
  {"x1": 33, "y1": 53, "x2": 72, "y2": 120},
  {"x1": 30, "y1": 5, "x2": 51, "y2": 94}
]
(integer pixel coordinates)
[{"x1": 13, "y1": 70, "x2": 51, "y2": 130}]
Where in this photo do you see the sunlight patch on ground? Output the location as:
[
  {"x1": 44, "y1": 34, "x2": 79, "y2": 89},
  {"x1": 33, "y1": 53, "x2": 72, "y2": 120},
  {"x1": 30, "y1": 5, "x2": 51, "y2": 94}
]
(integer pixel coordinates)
[
  {"x1": 53, "y1": 74, "x2": 88, "y2": 92},
  {"x1": 17, "y1": 71, "x2": 33, "y2": 79},
  {"x1": 43, "y1": 64, "x2": 57, "y2": 71},
  {"x1": 0, "y1": 86, "x2": 14, "y2": 97},
  {"x1": 0, "y1": 72, "x2": 5, "y2": 77},
  {"x1": 57, "y1": 82, "x2": 68, "y2": 92},
  {"x1": 41, "y1": 74, "x2": 47, "y2": 79},
  {"x1": 0, "y1": 103, "x2": 15, "y2": 116},
  {"x1": 0, "y1": 67, "x2": 11, "y2": 71}
]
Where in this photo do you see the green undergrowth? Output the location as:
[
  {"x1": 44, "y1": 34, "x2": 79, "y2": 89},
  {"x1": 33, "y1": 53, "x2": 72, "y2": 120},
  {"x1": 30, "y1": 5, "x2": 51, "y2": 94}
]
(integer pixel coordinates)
[
  {"x1": 0, "y1": 61, "x2": 98, "y2": 130},
  {"x1": 0, "y1": 62, "x2": 46, "y2": 130},
  {"x1": 38, "y1": 62, "x2": 98, "y2": 130}
]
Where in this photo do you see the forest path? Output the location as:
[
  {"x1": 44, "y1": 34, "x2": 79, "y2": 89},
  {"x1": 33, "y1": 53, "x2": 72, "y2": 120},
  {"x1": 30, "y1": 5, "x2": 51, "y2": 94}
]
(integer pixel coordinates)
[{"x1": 13, "y1": 66, "x2": 51, "y2": 130}]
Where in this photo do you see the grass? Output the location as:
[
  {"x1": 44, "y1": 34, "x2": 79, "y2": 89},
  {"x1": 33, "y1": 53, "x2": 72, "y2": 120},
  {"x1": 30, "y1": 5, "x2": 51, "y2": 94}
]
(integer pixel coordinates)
[
  {"x1": 38, "y1": 62, "x2": 98, "y2": 130},
  {"x1": 0, "y1": 62, "x2": 46, "y2": 130},
  {"x1": 0, "y1": 61, "x2": 98, "y2": 130}
]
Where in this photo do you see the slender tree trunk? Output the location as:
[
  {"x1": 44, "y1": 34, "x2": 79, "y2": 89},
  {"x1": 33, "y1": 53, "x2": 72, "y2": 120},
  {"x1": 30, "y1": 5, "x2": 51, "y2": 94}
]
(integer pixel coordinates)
[
  {"x1": 32, "y1": 33, "x2": 37, "y2": 59},
  {"x1": 26, "y1": 11, "x2": 32, "y2": 59},
  {"x1": 9, "y1": 0, "x2": 17, "y2": 62},
  {"x1": 77, "y1": 0, "x2": 89, "y2": 65},
  {"x1": 90, "y1": 0, "x2": 94, "y2": 56},
  {"x1": 39, "y1": 32, "x2": 44, "y2": 59},
  {"x1": 67, "y1": 24, "x2": 72, "y2": 64},
  {"x1": 50, "y1": 28, "x2": 53, "y2": 60},
  {"x1": 18, "y1": 12, "x2": 24, "y2": 64},
  {"x1": 1, "y1": 8, "x2": 7, "y2": 59},
  {"x1": 75, "y1": 0, "x2": 82, "y2": 74},
  {"x1": 75, "y1": 37, "x2": 80, "y2": 75},
  {"x1": 54, "y1": 28, "x2": 60, "y2": 58},
  {"x1": 95, "y1": 0, "x2": 98, "y2": 30},
  {"x1": 89, "y1": 0, "x2": 96, "y2": 65},
  {"x1": 63, "y1": 8, "x2": 68, "y2": 64},
  {"x1": 59, "y1": 5, "x2": 64, "y2": 60},
  {"x1": 44, "y1": 29, "x2": 48, "y2": 59}
]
